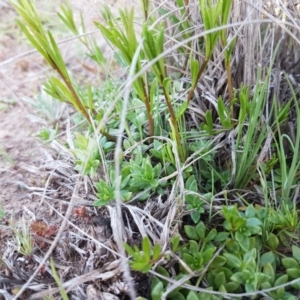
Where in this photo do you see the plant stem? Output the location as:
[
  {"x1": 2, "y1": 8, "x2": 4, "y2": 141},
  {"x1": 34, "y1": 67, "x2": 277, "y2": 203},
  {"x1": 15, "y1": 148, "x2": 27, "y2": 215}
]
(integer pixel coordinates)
[
  {"x1": 52, "y1": 60, "x2": 117, "y2": 142},
  {"x1": 162, "y1": 86, "x2": 185, "y2": 162},
  {"x1": 141, "y1": 79, "x2": 154, "y2": 141},
  {"x1": 186, "y1": 58, "x2": 209, "y2": 103},
  {"x1": 226, "y1": 62, "x2": 234, "y2": 118}
]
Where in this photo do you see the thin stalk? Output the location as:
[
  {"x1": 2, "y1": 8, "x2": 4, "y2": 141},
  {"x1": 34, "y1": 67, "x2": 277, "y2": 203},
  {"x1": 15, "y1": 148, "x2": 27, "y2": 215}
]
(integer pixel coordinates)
[
  {"x1": 225, "y1": 61, "x2": 234, "y2": 116},
  {"x1": 141, "y1": 79, "x2": 154, "y2": 141},
  {"x1": 161, "y1": 86, "x2": 185, "y2": 163},
  {"x1": 52, "y1": 61, "x2": 117, "y2": 142},
  {"x1": 52, "y1": 62, "x2": 90, "y2": 122},
  {"x1": 186, "y1": 58, "x2": 209, "y2": 103}
]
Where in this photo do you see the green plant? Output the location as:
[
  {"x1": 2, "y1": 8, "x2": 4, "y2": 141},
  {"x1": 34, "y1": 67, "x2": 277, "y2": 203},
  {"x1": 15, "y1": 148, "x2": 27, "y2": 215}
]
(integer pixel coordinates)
[
  {"x1": 11, "y1": 0, "x2": 115, "y2": 142},
  {"x1": 260, "y1": 232, "x2": 280, "y2": 271},
  {"x1": 36, "y1": 125, "x2": 59, "y2": 143},
  {"x1": 128, "y1": 155, "x2": 163, "y2": 200},
  {"x1": 268, "y1": 202, "x2": 300, "y2": 243},
  {"x1": 282, "y1": 245, "x2": 300, "y2": 290},
  {"x1": 124, "y1": 236, "x2": 163, "y2": 273},
  {"x1": 184, "y1": 176, "x2": 209, "y2": 223},
  {"x1": 223, "y1": 248, "x2": 271, "y2": 293},
  {"x1": 24, "y1": 87, "x2": 66, "y2": 126},
  {"x1": 10, "y1": 219, "x2": 33, "y2": 257},
  {"x1": 94, "y1": 172, "x2": 132, "y2": 206},
  {"x1": 275, "y1": 83, "x2": 300, "y2": 202},
  {"x1": 261, "y1": 263, "x2": 295, "y2": 300},
  {"x1": 95, "y1": 6, "x2": 154, "y2": 139},
  {"x1": 72, "y1": 133, "x2": 101, "y2": 178},
  {"x1": 50, "y1": 258, "x2": 69, "y2": 300},
  {"x1": 222, "y1": 204, "x2": 262, "y2": 251}
]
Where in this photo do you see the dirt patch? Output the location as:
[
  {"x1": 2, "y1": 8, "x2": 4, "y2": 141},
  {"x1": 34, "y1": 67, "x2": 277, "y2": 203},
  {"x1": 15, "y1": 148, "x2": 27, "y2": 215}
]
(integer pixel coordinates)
[{"x1": 0, "y1": 2, "x2": 47, "y2": 221}]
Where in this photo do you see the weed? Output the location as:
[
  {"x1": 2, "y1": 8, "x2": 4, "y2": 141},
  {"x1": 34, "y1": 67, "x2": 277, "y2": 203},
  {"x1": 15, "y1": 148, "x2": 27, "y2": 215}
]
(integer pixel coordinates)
[
  {"x1": 50, "y1": 258, "x2": 68, "y2": 300},
  {"x1": 10, "y1": 218, "x2": 33, "y2": 257}
]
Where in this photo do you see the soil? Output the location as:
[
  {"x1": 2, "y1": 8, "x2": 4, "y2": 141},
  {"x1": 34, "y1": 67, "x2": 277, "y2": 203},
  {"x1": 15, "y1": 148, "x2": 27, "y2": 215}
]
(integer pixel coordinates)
[
  {"x1": 0, "y1": 3, "x2": 47, "y2": 220},
  {"x1": 0, "y1": 1, "x2": 143, "y2": 299}
]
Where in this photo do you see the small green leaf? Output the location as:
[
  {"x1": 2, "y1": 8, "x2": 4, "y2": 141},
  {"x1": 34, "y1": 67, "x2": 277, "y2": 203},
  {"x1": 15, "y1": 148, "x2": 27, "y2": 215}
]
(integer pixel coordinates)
[
  {"x1": 187, "y1": 291, "x2": 199, "y2": 300},
  {"x1": 191, "y1": 211, "x2": 201, "y2": 224},
  {"x1": 142, "y1": 237, "x2": 151, "y2": 261},
  {"x1": 202, "y1": 247, "x2": 216, "y2": 264},
  {"x1": 282, "y1": 257, "x2": 299, "y2": 269},
  {"x1": 123, "y1": 139, "x2": 131, "y2": 150},
  {"x1": 260, "y1": 251, "x2": 276, "y2": 267},
  {"x1": 291, "y1": 281, "x2": 300, "y2": 290},
  {"x1": 246, "y1": 217, "x2": 262, "y2": 227},
  {"x1": 182, "y1": 253, "x2": 194, "y2": 266},
  {"x1": 217, "y1": 97, "x2": 232, "y2": 129},
  {"x1": 171, "y1": 235, "x2": 180, "y2": 252},
  {"x1": 235, "y1": 232, "x2": 250, "y2": 251},
  {"x1": 189, "y1": 240, "x2": 199, "y2": 257},
  {"x1": 204, "y1": 110, "x2": 213, "y2": 133},
  {"x1": 274, "y1": 274, "x2": 288, "y2": 286},
  {"x1": 245, "y1": 282, "x2": 254, "y2": 293},
  {"x1": 214, "y1": 272, "x2": 226, "y2": 289},
  {"x1": 153, "y1": 244, "x2": 162, "y2": 260},
  {"x1": 156, "y1": 266, "x2": 169, "y2": 279},
  {"x1": 190, "y1": 58, "x2": 200, "y2": 87},
  {"x1": 292, "y1": 245, "x2": 300, "y2": 262},
  {"x1": 131, "y1": 261, "x2": 151, "y2": 273},
  {"x1": 93, "y1": 199, "x2": 110, "y2": 207},
  {"x1": 263, "y1": 263, "x2": 275, "y2": 284},
  {"x1": 214, "y1": 232, "x2": 230, "y2": 242},
  {"x1": 176, "y1": 101, "x2": 189, "y2": 119},
  {"x1": 225, "y1": 239, "x2": 240, "y2": 253},
  {"x1": 231, "y1": 272, "x2": 244, "y2": 284},
  {"x1": 169, "y1": 292, "x2": 186, "y2": 300},
  {"x1": 225, "y1": 282, "x2": 240, "y2": 292},
  {"x1": 223, "y1": 253, "x2": 242, "y2": 268},
  {"x1": 186, "y1": 175, "x2": 198, "y2": 192},
  {"x1": 195, "y1": 222, "x2": 206, "y2": 240},
  {"x1": 287, "y1": 268, "x2": 300, "y2": 279},
  {"x1": 243, "y1": 248, "x2": 256, "y2": 263},
  {"x1": 210, "y1": 267, "x2": 233, "y2": 280},
  {"x1": 151, "y1": 281, "x2": 164, "y2": 300},
  {"x1": 184, "y1": 225, "x2": 198, "y2": 240},
  {"x1": 124, "y1": 243, "x2": 135, "y2": 256},
  {"x1": 206, "y1": 229, "x2": 217, "y2": 242},
  {"x1": 266, "y1": 233, "x2": 279, "y2": 250},
  {"x1": 210, "y1": 256, "x2": 227, "y2": 268},
  {"x1": 245, "y1": 205, "x2": 256, "y2": 218}
]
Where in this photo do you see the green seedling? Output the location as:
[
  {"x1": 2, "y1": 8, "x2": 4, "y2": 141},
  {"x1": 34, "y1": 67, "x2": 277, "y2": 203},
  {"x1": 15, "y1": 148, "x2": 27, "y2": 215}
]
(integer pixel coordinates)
[
  {"x1": 222, "y1": 205, "x2": 262, "y2": 251},
  {"x1": 10, "y1": 219, "x2": 33, "y2": 257},
  {"x1": 72, "y1": 133, "x2": 101, "y2": 178},
  {"x1": 124, "y1": 236, "x2": 163, "y2": 273},
  {"x1": 50, "y1": 258, "x2": 68, "y2": 300},
  {"x1": 184, "y1": 175, "x2": 207, "y2": 223}
]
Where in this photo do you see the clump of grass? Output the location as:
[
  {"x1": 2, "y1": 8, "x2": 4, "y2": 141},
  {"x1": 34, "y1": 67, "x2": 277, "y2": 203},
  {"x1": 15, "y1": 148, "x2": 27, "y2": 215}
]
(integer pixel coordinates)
[{"x1": 10, "y1": 218, "x2": 33, "y2": 257}]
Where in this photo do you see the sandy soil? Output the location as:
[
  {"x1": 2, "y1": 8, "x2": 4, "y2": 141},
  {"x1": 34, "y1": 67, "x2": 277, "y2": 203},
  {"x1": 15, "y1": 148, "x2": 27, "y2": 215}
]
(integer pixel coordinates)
[{"x1": 0, "y1": 3, "x2": 47, "y2": 219}]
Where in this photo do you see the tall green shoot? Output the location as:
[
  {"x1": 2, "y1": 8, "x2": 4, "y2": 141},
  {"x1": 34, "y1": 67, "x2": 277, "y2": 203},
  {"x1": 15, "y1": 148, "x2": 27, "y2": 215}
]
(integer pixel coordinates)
[
  {"x1": 95, "y1": 7, "x2": 154, "y2": 140},
  {"x1": 11, "y1": 0, "x2": 115, "y2": 141}
]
